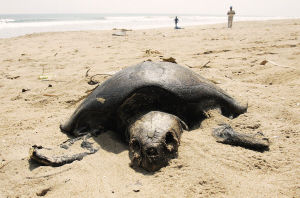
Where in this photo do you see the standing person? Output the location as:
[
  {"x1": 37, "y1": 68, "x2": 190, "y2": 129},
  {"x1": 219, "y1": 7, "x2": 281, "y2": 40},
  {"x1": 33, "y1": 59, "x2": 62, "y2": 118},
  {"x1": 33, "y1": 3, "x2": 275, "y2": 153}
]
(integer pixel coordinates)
[
  {"x1": 174, "y1": 16, "x2": 179, "y2": 29},
  {"x1": 227, "y1": 6, "x2": 236, "y2": 28}
]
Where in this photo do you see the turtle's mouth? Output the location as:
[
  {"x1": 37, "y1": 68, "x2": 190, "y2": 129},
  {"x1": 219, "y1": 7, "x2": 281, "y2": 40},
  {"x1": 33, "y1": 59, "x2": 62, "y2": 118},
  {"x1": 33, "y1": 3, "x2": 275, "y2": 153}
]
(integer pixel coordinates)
[
  {"x1": 129, "y1": 131, "x2": 179, "y2": 172},
  {"x1": 141, "y1": 155, "x2": 168, "y2": 172}
]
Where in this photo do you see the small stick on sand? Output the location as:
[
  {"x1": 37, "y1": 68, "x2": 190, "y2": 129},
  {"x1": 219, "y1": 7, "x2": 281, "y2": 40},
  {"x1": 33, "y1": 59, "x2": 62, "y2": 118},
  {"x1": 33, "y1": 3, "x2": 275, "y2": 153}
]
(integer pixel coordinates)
[
  {"x1": 43, "y1": 94, "x2": 59, "y2": 97},
  {"x1": 85, "y1": 68, "x2": 112, "y2": 80},
  {"x1": 66, "y1": 86, "x2": 99, "y2": 107},
  {"x1": 85, "y1": 85, "x2": 99, "y2": 94},
  {"x1": 88, "y1": 73, "x2": 112, "y2": 85},
  {"x1": 67, "y1": 94, "x2": 89, "y2": 106},
  {"x1": 186, "y1": 60, "x2": 210, "y2": 69},
  {"x1": 26, "y1": 168, "x2": 72, "y2": 179},
  {"x1": 85, "y1": 68, "x2": 91, "y2": 77},
  {"x1": 202, "y1": 60, "x2": 211, "y2": 68},
  {"x1": 266, "y1": 60, "x2": 297, "y2": 70},
  {"x1": 90, "y1": 73, "x2": 113, "y2": 78},
  {"x1": 0, "y1": 161, "x2": 12, "y2": 170}
]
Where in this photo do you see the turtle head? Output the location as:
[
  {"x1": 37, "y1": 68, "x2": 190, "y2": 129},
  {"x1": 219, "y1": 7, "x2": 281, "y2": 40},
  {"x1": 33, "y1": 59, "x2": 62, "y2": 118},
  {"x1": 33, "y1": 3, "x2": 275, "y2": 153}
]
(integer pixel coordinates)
[{"x1": 128, "y1": 111, "x2": 187, "y2": 172}]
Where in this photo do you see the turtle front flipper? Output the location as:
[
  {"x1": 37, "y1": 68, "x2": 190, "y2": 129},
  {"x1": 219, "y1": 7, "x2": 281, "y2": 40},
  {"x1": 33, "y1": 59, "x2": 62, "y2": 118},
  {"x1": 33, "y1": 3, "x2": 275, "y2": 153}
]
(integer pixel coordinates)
[
  {"x1": 184, "y1": 84, "x2": 247, "y2": 119},
  {"x1": 30, "y1": 135, "x2": 99, "y2": 166},
  {"x1": 219, "y1": 99, "x2": 248, "y2": 119}
]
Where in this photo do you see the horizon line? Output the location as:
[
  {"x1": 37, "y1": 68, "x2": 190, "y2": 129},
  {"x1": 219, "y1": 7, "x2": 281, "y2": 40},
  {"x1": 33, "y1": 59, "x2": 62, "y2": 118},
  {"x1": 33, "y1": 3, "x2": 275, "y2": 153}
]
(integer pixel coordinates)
[{"x1": 1, "y1": 13, "x2": 299, "y2": 18}]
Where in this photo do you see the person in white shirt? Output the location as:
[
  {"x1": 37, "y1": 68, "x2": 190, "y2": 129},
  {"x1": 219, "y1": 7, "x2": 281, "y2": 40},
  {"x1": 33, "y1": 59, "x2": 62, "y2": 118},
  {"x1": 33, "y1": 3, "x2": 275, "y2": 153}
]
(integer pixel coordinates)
[{"x1": 227, "y1": 6, "x2": 236, "y2": 28}]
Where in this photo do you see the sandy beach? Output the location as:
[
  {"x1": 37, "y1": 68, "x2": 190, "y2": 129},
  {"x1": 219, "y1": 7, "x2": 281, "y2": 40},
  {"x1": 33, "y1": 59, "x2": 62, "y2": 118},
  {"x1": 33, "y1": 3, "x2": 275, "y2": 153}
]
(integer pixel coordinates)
[{"x1": 0, "y1": 19, "x2": 299, "y2": 197}]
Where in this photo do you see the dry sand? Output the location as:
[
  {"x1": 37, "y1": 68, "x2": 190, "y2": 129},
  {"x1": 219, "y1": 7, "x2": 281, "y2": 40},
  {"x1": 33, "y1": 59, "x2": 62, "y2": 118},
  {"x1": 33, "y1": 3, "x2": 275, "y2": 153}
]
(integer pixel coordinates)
[{"x1": 0, "y1": 19, "x2": 299, "y2": 198}]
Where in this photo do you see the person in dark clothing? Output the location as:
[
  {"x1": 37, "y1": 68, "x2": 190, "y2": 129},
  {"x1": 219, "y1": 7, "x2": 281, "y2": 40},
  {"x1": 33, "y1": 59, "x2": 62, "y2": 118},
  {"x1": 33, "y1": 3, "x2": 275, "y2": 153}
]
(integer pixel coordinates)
[{"x1": 174, "y1": 16, "x2": 179, "y2": 29}]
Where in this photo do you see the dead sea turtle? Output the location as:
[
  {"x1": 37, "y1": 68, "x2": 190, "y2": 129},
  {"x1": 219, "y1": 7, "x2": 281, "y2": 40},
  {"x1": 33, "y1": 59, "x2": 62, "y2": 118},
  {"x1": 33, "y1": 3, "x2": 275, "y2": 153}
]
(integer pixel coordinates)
[{"x1": 32, "y1": 61, "x2": 248, "y2": 171}]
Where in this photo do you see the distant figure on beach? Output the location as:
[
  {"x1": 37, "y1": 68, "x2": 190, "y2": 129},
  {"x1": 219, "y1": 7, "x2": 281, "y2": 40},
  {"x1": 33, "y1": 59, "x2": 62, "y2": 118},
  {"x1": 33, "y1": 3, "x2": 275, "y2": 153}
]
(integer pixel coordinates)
[
  {"x1": 227, "y1": 6, "x2": 236, "y2": 28},
  {"x1": 174, "y1": 16, "x2": 179, "y2": 29}
]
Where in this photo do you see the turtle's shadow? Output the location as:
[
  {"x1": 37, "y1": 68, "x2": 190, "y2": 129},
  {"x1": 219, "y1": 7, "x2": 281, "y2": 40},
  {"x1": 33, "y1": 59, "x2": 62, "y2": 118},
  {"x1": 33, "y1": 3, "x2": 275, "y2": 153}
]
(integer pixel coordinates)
[
  {"x1": 130, "y1": 166, "x2": 156, "y2": 175},
  {"x1": 89, "y1": 131, "x2": 158, "y2": 175},
  {"x1": 91, "y1": 131, "x2": 155, "y2": 175},
  {"x1": 92, "y1": 130, "x2": 128, "y2": 154},
  {"x1": 60, "y1": 129, "x2": 127, "y2": 154},
  {"x1": 29, "y1": 159, "x2": 42, "y2": 171}
]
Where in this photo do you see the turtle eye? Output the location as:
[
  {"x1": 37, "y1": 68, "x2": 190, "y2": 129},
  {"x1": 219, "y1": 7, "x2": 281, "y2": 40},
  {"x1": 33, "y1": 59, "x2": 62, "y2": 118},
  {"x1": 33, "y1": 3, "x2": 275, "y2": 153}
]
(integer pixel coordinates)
[
  {"x1": 164, "y1": 132, "x2": 177, "y2": 152},
  {"x1": 130, "y1": 139, "x2": 141, "y2": 153}
]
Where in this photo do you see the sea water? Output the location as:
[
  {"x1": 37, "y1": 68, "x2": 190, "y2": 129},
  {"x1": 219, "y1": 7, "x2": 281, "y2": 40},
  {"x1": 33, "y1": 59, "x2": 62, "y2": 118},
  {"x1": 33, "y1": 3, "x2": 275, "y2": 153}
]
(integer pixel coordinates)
[{"x1": 0, "y1": 13, "x2": 295, "y2": 38}]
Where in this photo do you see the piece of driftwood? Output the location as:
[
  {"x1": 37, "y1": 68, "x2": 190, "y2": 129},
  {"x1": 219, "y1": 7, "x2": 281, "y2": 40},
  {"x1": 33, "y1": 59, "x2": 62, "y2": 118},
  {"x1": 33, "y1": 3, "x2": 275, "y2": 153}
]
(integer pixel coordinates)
[
  {"x1": 112, "y1": 28, "x2": 132, "y2": 32},
  {"x1": 36, "y1": 187, "x2": 52, "y2": 196},
  {"x1": 6, "y1": 75, "x2": 20, "y2": 80},
  {"x1": 212, "y1": 124, "x2": 270, "y2": 151},
  {"x1": 112, "y1": 31, "x2": 126, "y2": 36}
]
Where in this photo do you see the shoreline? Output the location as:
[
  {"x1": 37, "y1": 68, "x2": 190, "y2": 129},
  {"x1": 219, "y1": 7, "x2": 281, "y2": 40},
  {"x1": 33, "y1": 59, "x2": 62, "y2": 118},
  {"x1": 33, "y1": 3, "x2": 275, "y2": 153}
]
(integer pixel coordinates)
[{"x1": 1, "y1": 17, "x2": 299, "y2": 39}]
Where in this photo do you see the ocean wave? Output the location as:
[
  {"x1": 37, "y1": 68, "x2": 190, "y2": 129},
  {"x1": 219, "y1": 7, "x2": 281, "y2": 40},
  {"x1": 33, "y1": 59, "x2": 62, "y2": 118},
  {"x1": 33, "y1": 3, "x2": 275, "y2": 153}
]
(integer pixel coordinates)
[
  {"x1": 105, "y1": 16, "x2": 171, "y2": 21},
  {"x1": 0, "y1": 19, "x2": 16, "y2": 23},
  {"x1": 0, "y1": 19, "x2": 108, "y2": 29},
  {"x1": 0, "y1": 14, "x2": 107, "y2": 24}
]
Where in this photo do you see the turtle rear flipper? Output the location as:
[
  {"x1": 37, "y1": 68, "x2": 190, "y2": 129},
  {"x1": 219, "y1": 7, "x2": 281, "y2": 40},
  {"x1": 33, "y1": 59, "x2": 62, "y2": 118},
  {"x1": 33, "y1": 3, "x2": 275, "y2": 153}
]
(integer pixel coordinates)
[
  {"x1": 30, "y1": 135, "x2": 99, "y2": 166},
  {"x1": 212, "y1": 124, "x2": 270, "y2": 152}
]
